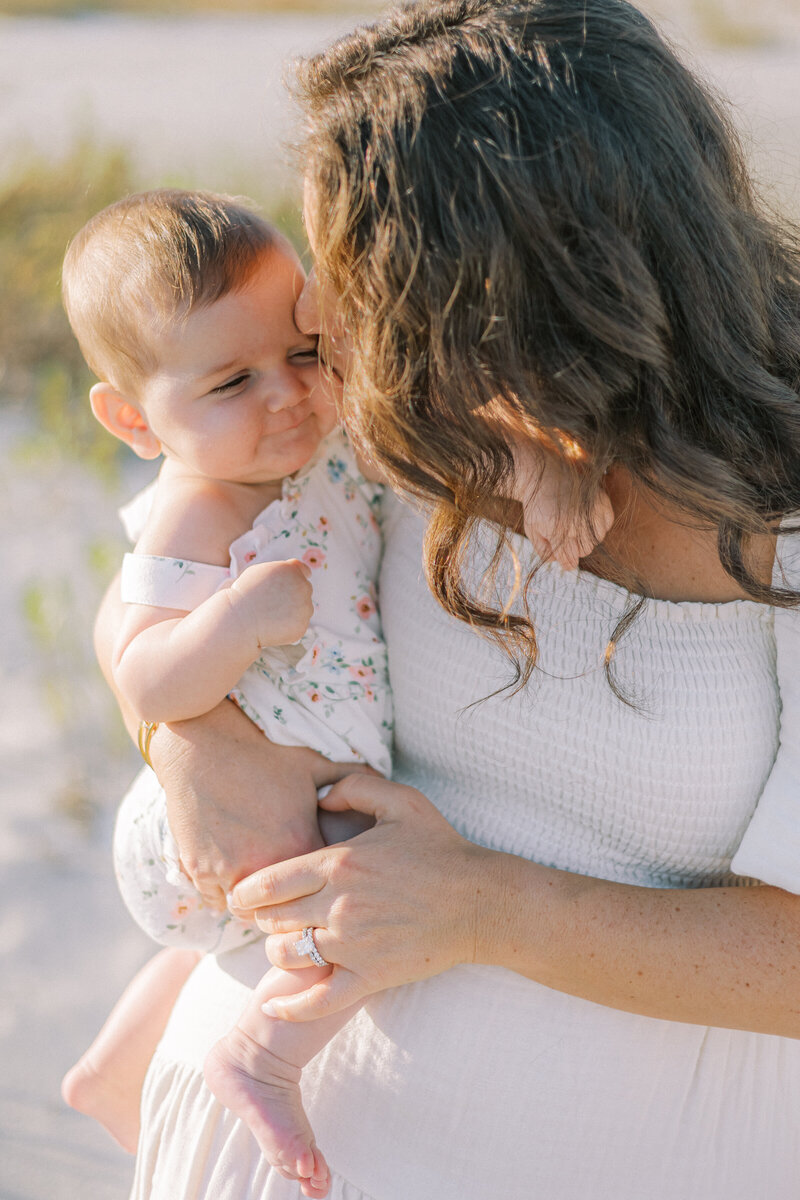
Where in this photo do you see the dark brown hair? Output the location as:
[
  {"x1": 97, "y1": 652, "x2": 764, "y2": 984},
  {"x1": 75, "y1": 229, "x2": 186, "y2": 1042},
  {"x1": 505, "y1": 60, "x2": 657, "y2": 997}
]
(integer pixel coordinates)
[
  {"x1": 63, "y1": 189, "x2": 276, "y2": 393},
  {"x1": 297, "y1": 0, "x2": 800, "y2": 685}
]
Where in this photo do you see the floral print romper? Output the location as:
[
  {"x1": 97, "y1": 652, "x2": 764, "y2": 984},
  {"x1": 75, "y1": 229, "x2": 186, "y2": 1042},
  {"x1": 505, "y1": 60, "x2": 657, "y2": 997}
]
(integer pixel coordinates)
[{"x1": 113, "y1": 428, "x2": 392, "y2": 952}]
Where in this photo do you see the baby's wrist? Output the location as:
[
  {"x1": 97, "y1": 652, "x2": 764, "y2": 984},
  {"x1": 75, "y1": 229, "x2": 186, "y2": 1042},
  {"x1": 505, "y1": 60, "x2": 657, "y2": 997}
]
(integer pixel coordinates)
[{"x1": 226, "y1": 576, "x2": 269, "y2": 646}]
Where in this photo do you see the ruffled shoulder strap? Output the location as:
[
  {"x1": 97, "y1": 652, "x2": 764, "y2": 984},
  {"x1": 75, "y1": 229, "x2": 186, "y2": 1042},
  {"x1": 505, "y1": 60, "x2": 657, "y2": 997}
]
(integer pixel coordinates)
[
  {"x1": 120, "y1": 553, "x2": 230, "y2": 611},
  {"x1": 730, "y1": 523, "x2": 800, "y2": 891}
]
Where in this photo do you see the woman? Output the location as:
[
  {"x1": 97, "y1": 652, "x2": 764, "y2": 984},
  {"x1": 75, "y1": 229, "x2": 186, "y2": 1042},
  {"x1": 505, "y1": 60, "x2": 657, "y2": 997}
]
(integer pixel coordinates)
[{"x1": 105, "y1": 1, "x2": 800, "y2": 1196}]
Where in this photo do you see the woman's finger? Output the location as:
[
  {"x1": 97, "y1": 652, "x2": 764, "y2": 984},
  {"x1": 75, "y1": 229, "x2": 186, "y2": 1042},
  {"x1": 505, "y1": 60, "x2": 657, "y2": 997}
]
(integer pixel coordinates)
[
  {"x1": 265, "y1": 930, "x2": 336, "y2": 970},
  {"x1": 317, "y1": 774, "x2": 426, "y2": 822},
  {"x1": 228, "y1": 855, "x2": 326, "y2": 913},
  {"x1": 253, "y1": 901, "x2": 324, "y2": 937},
  {"x1": 264, "y1": 968, "x2": 366, "y2": 1022}
]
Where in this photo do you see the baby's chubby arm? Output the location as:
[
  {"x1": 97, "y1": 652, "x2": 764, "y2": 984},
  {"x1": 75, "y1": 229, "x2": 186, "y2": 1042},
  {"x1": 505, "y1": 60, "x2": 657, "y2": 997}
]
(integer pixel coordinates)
[
  {"x1": 97, "y1": 577, "x2": 351, "y2": 909},
  {"x1": 113, "y1": 468, "x2": 313, "y2": 723}
]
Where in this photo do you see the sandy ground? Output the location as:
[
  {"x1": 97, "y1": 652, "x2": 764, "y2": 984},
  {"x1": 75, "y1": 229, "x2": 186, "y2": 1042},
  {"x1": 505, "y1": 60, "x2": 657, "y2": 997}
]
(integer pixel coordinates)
[
  {"x1": 0, "y1": 4, "x2": 797, "y2": 205},
  {"x1": 0, "y1": 398, "x2": 166, "y2": 1195},
  {"x1": 0, "y1": 405, "x2": 160, "y2": 1200},
  {"x1": 0, "y1": 12, "x2": 380, "y2": 193},
  {"x1": 0, "y1": 6, "x2": 798, "y2": 1199}
]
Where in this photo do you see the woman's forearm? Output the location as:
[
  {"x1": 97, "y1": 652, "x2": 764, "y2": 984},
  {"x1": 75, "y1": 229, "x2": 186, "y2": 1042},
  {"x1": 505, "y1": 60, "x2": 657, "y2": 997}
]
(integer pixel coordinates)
[
  {"x1": 478, "y1": 849, "x2": 800, "y2": 1037},
  {"x1": 230, "y1": 775, "x2": 798, "y2": 1037}
]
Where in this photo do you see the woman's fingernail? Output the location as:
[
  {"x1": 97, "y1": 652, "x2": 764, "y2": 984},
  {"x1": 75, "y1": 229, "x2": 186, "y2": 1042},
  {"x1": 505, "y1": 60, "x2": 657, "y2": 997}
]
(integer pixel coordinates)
[
  {"x1": 225, "y1": 891, "x2": 236, "y2": 908},
  {"x1": 262, "y1": 1001, "x2": 279, "y2": 1017}
]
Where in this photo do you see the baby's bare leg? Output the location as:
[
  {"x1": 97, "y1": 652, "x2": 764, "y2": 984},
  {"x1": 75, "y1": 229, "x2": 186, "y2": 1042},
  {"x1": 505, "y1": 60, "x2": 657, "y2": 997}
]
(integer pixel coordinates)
[
  {"x1": 203, "y1": 804, "x2": 372, "y2": 1197},
  {"x1": 62, "y1": 947, "x2": 201, "y2": 1153},
  {"x1": 204, "y1": 963, "x2": 360, "y2": 1198}
]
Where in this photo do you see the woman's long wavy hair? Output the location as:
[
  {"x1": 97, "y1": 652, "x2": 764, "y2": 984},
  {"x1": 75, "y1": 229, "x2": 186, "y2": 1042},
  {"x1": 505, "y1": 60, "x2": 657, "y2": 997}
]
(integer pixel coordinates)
[{"x1": 295, "y1": 0, "x2": 800, "y2": 692}]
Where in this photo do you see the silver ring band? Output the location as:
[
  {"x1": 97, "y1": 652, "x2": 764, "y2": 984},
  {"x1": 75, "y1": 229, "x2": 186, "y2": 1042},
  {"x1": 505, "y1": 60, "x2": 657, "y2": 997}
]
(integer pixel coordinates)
[{"x1": 294, "y1": 926, "x2": 327, "y2": 967}]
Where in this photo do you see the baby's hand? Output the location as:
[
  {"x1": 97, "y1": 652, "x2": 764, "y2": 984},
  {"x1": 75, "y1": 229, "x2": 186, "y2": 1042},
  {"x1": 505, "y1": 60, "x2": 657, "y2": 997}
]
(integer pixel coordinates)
[
  {"x1": 229, "y1": 559, "x2": 314, "y2": 647},
  {"x1": 511, "y1": 438, "x2": 614, "y2": 571}
]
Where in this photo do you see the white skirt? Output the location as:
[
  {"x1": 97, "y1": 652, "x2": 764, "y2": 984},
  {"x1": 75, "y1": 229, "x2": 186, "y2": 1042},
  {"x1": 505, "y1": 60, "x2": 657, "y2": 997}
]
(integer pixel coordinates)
[{"x1": 132, "y1": 944, "x2": 800, "y2": 1200}]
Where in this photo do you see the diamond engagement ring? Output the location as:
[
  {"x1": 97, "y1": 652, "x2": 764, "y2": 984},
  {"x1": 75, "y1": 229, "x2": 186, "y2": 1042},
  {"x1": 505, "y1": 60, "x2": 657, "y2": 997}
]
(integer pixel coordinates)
[{"x1": 295, "y1": 926, "x2": 327, "y2": 967}]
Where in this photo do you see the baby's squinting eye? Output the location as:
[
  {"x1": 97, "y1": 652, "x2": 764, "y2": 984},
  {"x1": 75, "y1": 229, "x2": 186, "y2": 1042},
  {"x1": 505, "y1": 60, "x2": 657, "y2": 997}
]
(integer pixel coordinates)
[{"x1": 211, "y1": 374, "x2": 249, "y2": 393}]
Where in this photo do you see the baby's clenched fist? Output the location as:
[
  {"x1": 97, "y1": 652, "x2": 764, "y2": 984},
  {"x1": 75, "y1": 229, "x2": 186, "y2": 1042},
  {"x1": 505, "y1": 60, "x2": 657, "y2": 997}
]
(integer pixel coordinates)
[{"x1": 230, "y1": 559, "x2": 314, "y2": 648}]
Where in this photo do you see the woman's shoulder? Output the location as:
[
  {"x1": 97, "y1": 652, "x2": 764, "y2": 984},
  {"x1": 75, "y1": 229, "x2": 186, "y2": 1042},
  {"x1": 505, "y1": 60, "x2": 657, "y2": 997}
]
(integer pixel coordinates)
[{"x1": 773, "y1": 520, "x2": 800, "y2": 592}]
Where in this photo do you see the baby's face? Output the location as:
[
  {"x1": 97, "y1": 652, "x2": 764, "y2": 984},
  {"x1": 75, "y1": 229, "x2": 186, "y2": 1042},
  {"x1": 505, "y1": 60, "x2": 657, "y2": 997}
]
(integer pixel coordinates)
[{"x1": 137, "y1": 245, "x2": 337, "y2": 484}]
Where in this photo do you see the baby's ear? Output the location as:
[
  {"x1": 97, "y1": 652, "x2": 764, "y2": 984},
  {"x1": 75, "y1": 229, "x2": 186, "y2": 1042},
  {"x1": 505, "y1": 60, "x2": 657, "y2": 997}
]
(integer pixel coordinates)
[{"x1": 89, "y1": 382, "x2": 161, "y2": 460}]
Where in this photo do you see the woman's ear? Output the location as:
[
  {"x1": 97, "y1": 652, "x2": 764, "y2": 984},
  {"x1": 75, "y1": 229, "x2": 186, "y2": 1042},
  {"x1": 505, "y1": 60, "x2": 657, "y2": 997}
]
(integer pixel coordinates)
[{"x1": 89, "y1": 382, "x2": 162, "y2": 460}]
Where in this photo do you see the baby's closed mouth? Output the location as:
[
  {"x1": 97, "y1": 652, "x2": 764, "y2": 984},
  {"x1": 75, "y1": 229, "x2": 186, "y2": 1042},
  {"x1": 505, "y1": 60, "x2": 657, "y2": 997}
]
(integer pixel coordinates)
[{"x1": 268, "y1": 404, "x2": 313, "y2": 435}]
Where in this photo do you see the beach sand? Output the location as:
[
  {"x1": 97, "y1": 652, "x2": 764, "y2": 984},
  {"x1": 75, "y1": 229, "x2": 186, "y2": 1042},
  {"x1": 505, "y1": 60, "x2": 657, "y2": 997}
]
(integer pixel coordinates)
[{"x1": 0, "y1": 407, "x2": 156, "y2": 1199}]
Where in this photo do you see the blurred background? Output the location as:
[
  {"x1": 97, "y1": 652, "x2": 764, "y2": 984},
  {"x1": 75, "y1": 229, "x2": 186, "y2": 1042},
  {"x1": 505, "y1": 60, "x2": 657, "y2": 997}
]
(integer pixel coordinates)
[{"x1": 0, "y1": 0, "x2": 797, "y2": 1196}]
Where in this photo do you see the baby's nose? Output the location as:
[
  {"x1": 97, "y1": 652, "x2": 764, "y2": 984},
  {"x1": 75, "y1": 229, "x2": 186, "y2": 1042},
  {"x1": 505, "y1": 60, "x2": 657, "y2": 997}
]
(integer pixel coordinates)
[{"x1": 262, "y1": 371, "x2": 307, "y2": 412}]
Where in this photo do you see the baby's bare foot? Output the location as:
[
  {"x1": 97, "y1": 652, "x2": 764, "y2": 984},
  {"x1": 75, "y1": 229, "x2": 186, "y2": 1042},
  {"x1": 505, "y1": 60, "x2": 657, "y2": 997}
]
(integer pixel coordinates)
[
  {"x1": 61, "y1": 1055, "x2": 140, "y2": 1154},
  {"x1": 204, "y1": 1027, "x2": 330, "y2": 1198}
]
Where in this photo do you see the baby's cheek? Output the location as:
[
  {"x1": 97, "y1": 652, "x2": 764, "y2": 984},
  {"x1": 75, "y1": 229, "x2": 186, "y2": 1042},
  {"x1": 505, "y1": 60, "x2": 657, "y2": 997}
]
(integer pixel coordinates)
[{"x1": 315, "y1": 381, "x2": 342, "y2": 432}]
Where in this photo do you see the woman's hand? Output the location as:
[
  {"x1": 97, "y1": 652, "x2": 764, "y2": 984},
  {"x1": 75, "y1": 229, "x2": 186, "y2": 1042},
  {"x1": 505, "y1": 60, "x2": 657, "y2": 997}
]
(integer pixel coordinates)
[{"x1": 228, "y1": 775, "x2": 492, "y2": 1020}]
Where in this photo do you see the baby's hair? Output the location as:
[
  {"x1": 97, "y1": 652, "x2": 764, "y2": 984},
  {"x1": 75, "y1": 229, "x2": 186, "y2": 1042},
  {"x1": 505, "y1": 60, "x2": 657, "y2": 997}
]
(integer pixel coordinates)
[{"x1": 62, "y1": 189, "x2": 278, "y2": 392}]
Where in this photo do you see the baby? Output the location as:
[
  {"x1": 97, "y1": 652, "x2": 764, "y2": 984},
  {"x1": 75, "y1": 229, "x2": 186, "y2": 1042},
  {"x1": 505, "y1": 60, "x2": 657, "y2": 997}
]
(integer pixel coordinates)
[{"x1": 59, "y1": 189, "x2": 613, "y2": 1197}]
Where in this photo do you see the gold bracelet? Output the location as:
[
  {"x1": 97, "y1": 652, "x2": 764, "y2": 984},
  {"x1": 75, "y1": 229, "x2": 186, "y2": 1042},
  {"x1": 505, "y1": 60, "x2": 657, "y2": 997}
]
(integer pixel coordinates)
[{"x1": 137, "y1": 720, "x2": 160, "y2": 769}]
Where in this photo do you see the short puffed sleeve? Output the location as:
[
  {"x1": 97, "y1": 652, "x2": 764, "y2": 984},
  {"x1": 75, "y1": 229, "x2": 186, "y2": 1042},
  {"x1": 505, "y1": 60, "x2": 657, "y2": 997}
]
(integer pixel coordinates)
[{"x1": 731, "y1": 527, "x2": 800, "y2": 892}]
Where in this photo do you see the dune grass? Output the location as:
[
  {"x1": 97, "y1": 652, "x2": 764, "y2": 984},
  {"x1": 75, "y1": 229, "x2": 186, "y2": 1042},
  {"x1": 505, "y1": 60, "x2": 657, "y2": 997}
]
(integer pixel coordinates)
[{"x1": 0, "y1": 142, "x2": 135, "y2": 475}]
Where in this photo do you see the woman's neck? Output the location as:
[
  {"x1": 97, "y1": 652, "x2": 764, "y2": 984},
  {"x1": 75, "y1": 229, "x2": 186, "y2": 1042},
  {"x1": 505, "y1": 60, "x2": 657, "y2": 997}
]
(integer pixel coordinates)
[
  {"x1": 486, "y1": 467, "x2": 775, "y2": 604},
  {"x1": 579, "y1": 467, "x2": 775, "y2": 604}
]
